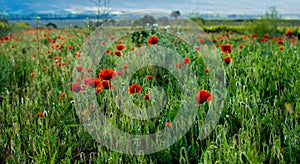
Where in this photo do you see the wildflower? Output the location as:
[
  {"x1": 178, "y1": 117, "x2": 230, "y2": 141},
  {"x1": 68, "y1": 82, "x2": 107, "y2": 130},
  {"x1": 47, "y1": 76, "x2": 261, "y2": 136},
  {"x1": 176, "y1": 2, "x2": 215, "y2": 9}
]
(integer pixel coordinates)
[
  {"x1": 67, "y1": 45, "x2": 73, "y2": 50},
  {"x1": 252, "y1": 34, "x2": 258, "y2": 38},
  {"x1": 286, "y1": 29, "x2": 292, "y2": 36},
  {"x1": 204, "y1": 68, "x2": 209, "y2": 73},
  {"x1": 176, "y1": 63, "x2": 182, "y2": 69},
  {"x1": 224, "y1": 56, "x2": 231, "y2": 64},
  {"x1": 117, "y1": 70, "x2": 124, "y2": 76},
  {"x1": 31, "y1": 72, "x2": 35, "y2": 77},
  {"x1": 260, "y1": 38, "x2": 268, "y2": 42},
  {"x1": 37, "y1": 111, "x2": 43, "y2": 117},
  {"x1": 147, "y1": 75, "x2": 153, "y2": 80},
  {"x1": 128, "y1": 84, "x2": 142, "y2": 94},
  {"x1": 102, "y1": 80, "x2": 113, "y2": 90},
  {"x1": 194, "y1": 46, "x2": 200, "y2": 50},
  {"x1": 144, "y1": 94, "x2": 150, "y2": 100},
  {"x1": 220, "y1": 44, "x2": 232, "y2": 54},
  {"x1": 95, "y1": 85, "x2": 103, "y2": 93},
  {"x1": 196, "y1": 89, "x2": 212, "y2": 104},
  {"x1": 99, "y1": 68, "x2": 116, "y2": 80},
  {"x1": 71, "y1": 84, "x2": 81, "y2": 93},
  {"x1": 115, "y1": 51, "x2": 122, "y2": 57},
  {"x1": 183, "y1": 57, "x2": 190, "y2": 64},
  {"x1": 148, "y1": 36, "x2": 159, "y2": 45},
  {"x1": 166, "y1": 122, "x2": 171, "y2": 128},
  {"x1": 87, "y1": 68, "x2": 92, "y2": 72},
  {"x1": 86, "y1": 78, "x2": 102, "y2": 88},
  {"x1": 277, "y1": 39, "x2": 284, "y2": 45},
  {"x1": 116, "y1": 44, "x2": 125, "y2": 51},
  {"x1": 279, "y1": 46, "x2": 284, "y2": 50},
  {"x1": 76, "y1": 66, "x2": 84, "y2": 72},
  {"x1": 122, "y1": 64, "x2": 128, "y2": 70}
]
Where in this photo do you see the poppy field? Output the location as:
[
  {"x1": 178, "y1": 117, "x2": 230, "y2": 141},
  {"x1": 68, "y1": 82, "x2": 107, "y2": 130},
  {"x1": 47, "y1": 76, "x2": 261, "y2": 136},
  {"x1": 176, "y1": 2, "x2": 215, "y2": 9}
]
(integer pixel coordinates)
[{"x1": 0, "y1": 20, "x2": 300, "y2": 163}]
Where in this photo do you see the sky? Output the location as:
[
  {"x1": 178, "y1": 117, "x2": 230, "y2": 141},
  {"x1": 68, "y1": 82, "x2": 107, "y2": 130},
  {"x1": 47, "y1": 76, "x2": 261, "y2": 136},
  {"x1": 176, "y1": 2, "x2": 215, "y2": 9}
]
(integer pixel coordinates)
[{"x1": 1, "y1": 0, "x2": 300, "y2": 16}]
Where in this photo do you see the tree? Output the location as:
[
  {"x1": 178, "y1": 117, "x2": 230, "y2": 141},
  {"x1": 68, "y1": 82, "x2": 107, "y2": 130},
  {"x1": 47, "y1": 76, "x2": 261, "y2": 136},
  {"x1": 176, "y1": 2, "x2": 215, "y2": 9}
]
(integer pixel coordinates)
[
  {"x1": 46, "y1": 22, "x2": 58, "y2": 29},
  {"x1": 89, "y1": 0, "x2": 110, "y2": 26},
  {"x1": 171, "y1": 10, "x2": 181, "y2": 19},
  {"x1": 134, "y1": 15, "x2": 156, "y2": 26},
  {"x1": 250, "y1": 6, "x2": 281, "y2": 37}
]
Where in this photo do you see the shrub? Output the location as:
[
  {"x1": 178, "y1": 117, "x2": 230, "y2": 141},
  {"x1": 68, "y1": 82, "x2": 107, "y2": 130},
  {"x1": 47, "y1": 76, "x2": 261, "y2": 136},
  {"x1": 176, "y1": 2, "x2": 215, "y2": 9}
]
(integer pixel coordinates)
[{"x1": 249, "y1": 6, "x2": 281, "y2": 37}]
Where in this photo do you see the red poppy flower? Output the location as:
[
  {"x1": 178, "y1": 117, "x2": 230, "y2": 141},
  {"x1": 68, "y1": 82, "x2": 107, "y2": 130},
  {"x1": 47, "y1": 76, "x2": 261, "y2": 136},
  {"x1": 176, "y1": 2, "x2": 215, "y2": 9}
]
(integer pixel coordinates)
[
  {"x1": 117, "y1": 70, "x2": 124, "y2": 76},
  {"x1": 3, "y1": 35, "x2": 9, "y2": 41},
  {"x1": 72, "y1": 84, "x2": 81, "y2": 93},
  {"x1": 204, "y1": 68, "x2": 209, "y2": 73},
  {"x1": 286, "y1": 29, "x2": 292, "y2": 36},
  {"x1": 67, "y1": 45, "x2": 73, "y2": 50},
  {"x1": 252, "y1": 34, "x2": 258, "y2": 38},
  {"x1": 37, "y1": 111, "x2": 43, "y2": 117},
  {"x1": 199, "y1": 38, "x2": 205, "y2": 43},
  {"x1": 116, "y1": 44, "x2": 125, "y2": 51},
  {"x1": 264, "y1": 34, "x2": 269, "y2": 38},
  {"x1": 147, "y1": 75, "x2": 153, "y2": 80},
  {"x1": 95, "y1": 85, "x2": 103, "y2": 93},
  {"x1": 86, "y1": 78, "x2": 102, "y2": 88},
  {"x1": 122, "y1": 65, "x2": 128, "y2": 70},
  {"x1": 102, "y1": 80, "x2": 113, "y2": 90},
  {"x1": 148, "y1": 36, "x2": 159, "y2": 45},
  {"x1": 115, "y1": 51, "x2": 122, "y2": 57},
  {"x1": 128, "y1": 84, "x2": 142, "y2": 94},
  {"x1": 279, "y1": 46, "x2": 284, "y2": 50},
  {"x1": 76, "y1": 66, "x2": 84, "y2": 72},
  {"x1": 277, "y1": 39, "x2": 284, "y2": 45},
  {"x1": 31, "y1": 72, "x2": 35, "y2": 77},
  {"x1": 220, "y1": 44, "x2": 232, "y2": 54},
  {"x1": 196, "y1": 89, "x2": 212, "y2": 104},
  {"x1": 166, "y1": 122, "x2": 171, "y2": 128},
  {"x1": 260, "y1": 38, "x2": 268, "y2": 42},
  {"x1": 144, "y1": 94, "x2": 150, "y2": 100},
  {"x1": 224, "y1": 56, "x2": 231, "y2": 64},
  {"x1": 99, "y1": 68, "x2": 116, "y2": 80},
  {"x1": 183, "y1": 57, "x2": 190, "y2": 64},
  {"x1": 176, "y1": 63, "x2": 182, "y2": 69}
]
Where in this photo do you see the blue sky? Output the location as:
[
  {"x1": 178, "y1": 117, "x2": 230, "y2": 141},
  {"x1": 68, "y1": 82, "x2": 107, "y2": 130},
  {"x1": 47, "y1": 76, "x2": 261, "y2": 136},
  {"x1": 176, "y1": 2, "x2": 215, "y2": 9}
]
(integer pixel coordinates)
[{"x1": 1, "y1": 0, "x2": 299, "y2": 15}]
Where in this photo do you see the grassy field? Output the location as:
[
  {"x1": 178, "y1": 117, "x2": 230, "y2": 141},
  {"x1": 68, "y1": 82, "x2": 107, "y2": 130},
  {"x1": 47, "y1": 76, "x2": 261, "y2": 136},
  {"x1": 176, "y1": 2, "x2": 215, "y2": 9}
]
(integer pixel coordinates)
[{"x1": 0, "y1": 20, "x2": 299, "y2": 163}]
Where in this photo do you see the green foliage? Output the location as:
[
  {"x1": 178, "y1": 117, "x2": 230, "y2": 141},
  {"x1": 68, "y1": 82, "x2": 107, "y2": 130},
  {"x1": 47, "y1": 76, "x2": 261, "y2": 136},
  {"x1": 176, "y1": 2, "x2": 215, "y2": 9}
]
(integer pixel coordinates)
[
  {"x1": 46, "y1": 22, "x2": 58, "y2": 29},
  {"x1": 10, "y1": 22, "x2": 31, "y2": 31},
  {"x1": 0, "y1": 21, "x2": 10, "y2": 37},
  {"x1": 133, "y1": 15, "x2": 156, "y2": 26},
  {"x1": 0, "y1": 23, "x2": 299, "y2": 163},
  {"x1": 249, "y1": 6, "x2": 281, "y2": 36}
]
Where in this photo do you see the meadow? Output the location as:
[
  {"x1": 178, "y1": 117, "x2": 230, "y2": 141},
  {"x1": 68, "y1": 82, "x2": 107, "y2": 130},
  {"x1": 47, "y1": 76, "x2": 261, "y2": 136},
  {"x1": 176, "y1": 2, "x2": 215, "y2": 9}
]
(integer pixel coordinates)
[{"x1": 0, "y1": 19, "x2": 299, "y2": 163}]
